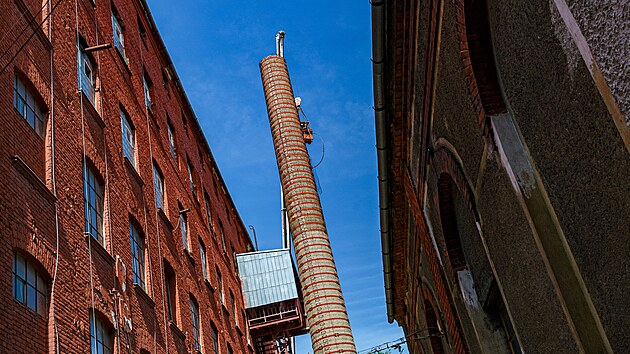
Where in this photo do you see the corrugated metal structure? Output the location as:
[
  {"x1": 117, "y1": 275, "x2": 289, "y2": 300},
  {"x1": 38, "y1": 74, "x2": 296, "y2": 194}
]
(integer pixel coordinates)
[
  {"x1": 236, "y1": 249, "x2": 307, "y2": 353},
  {"x1": 237, "y1": 249, "x2": 299, "y2": 309}
]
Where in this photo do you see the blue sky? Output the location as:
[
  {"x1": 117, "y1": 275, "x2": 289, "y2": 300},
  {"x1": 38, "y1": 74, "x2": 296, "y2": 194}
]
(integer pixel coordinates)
[{"x1": 145, "y1": 1, "x2": 407, "y2": 352}]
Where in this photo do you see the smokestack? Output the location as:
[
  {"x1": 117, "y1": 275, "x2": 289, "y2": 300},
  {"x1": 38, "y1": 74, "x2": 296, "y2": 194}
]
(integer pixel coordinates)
[{"x1": 260, "y1": 32, "x2": 357, "y2": 353}]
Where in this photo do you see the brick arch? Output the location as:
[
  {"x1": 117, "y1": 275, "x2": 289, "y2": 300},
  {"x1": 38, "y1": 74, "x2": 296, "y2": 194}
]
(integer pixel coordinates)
[
  {"x1": 431, "y1": 140, "x2": 478, "y2": 222},
  {"x1": 456, "y1": 0, "x2": 507, "y2": 132},
  {"x1": 420, "y1": 281, "x2": 447, "y2": 353}
]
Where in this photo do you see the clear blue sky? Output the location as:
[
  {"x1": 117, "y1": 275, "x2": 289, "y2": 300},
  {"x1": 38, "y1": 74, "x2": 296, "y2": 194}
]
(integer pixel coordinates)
[{"x1": 145, "y1": 1, "x2": 407, "y2": 352}]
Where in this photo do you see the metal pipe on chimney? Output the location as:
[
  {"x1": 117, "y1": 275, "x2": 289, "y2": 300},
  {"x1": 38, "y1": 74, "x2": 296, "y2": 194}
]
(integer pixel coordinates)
[
  {"x1": 260, "y1": 31, "x2": 357, "y2": 354},
  {"x1": 276, "y1": 30, "x2": 285, "y2": 57}
]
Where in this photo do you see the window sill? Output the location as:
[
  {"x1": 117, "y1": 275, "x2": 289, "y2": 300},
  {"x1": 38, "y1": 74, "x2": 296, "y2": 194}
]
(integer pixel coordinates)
[
  {"x1": 184, "y1": 248, "x2": 195, "y2": 264},
  {"x1": 222, "y1": 302, "x2": 229, "y2": 314},
  {"x1": 235, "y1": 323, "x2": 243, "y2": 335},
  {"x1": 147, "y1": 106, "x2": 160, "y2": 130},
  {"x1": 205, "y1": 278, "x2": 213, "y2": 291},
  {"x1": 158, "y1": 208, "x2": 174, "y2": 231},
  {"x1": 169, "y1": 320, "x2": 186, "y2": 341},
  {"x1": 124, "y1": 157, "x2": 143, "y2": 186},
  {"x1": 84, "y1": 233, "x2": 115, "y2": 266},
  {"x1": 133, "y1": 283, "x2": 155, "y2": 308},
  {"x1": 80, "y1": 91, "x2": 105, "y2": 128},
  {"x1": 12, "y1": 155, "x2": 56, "y2": 205},
  {"x1": 115, "y1": 48, "x2": 132, "y2": 76}
]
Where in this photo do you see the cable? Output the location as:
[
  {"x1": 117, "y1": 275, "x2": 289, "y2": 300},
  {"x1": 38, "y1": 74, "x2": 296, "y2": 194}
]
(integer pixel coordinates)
[
  {"x1": 310, "y1": 133, "x2": 325, "y2": 169},
  {"x1": 47, "y1": 0, "x2": 61, "y2": 352},
  {"x1": 0, "y1": 0, "x2": 64, "y2": 75},
  {"x1": 0, "y1": 0, "x2": 49, "y2": 63}
]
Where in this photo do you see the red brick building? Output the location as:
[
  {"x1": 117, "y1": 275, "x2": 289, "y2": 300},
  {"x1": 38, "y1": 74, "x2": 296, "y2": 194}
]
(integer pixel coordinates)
[{"x1": 0, "y1": 0, "x2": 255, "y2": 353}]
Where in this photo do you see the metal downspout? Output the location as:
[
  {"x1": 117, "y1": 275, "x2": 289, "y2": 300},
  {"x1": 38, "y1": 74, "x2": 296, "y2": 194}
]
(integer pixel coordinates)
[{"x1": 371, "y1": 0, "x2": 394, "y2": 323}]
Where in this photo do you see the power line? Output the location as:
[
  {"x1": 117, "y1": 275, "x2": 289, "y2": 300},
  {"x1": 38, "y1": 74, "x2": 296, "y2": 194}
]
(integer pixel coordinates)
[
  {"x1": 0, "y1": 0, "x2": 49, "y2": 62},
  {"x1": 0, "y1": 0, "x2": 65, "y2": 75}
]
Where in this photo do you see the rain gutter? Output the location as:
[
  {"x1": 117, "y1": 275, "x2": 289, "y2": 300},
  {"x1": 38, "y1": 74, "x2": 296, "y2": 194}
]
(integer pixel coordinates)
[{"x1": 370, "y1": 0, "x2": 394, "y2": 323}]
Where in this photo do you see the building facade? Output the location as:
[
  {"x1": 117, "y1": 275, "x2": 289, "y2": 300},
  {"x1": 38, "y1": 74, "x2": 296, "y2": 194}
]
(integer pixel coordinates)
[
  {"x1": 372, "y1": 0, "x2": 628, "y2": 353},
  {"x1": 0, "y1": 0, "x2": 255, "y2": 353}
]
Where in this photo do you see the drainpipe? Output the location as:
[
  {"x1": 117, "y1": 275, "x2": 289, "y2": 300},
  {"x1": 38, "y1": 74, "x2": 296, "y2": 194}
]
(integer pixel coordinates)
[{"x1": 371, "y1": 0, "x2": 394, "y2": 323}]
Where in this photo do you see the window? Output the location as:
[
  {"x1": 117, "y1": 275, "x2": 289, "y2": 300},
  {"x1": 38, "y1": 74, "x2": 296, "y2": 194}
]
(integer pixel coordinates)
[
  {"x1": 143, "y1": 70, "x2": 153, "y2": 111},
  {"x1": 188, "y1": 160, "x2": 196, "y2": 196},
  {"x1": 12, "y1": 253, "x2": 47, "y2": 316},
  {"x1": 90, "y1": 312, "x2": 113, "y2": 354},
  {"x1": 121, "y1": 110, "x2": 135, "y2": 167},
  {"x1": 84, "y1": 162, "x2": 105, "y2": 245},
  {"x1": 211, "y1": 323, "x2": 219, "y2": 354},
  {"x1": 167, "y1": 120, "x2": 177, "y2": 161},
  {"x1": 111, "y1": 10, "x2": 127, "y2": 62},
  {"x1": 218, "y1": 220, "x2": 226, "y2": 252},
  {"x1": 227, "y1": 344, "x2": 233, "y2": 354},
  {"x1": 164, "y1": 261, "x2": 177, "y2": 322},
  {"x1": 190, "y1": 296, "x2": 201, "y2": 352},
  {"x1": 200, "y1": 240, "x2": 208, "y2": 280},
  {"x1": 216, "y1": 267, "x2": 224, "y2": 304},
  {"x1": 230, "y1": 291, "x2": 236, "y2": 326},
  {"x1": 198, "y1": 147, "x2": 205, "y2": 170},
  {"x1": 129, "y1": 222, "x2": 145, "y2": 289},
  {"x1": 204, "y1": 192, "x2": 213, "y2": 231},
  {"x1": 153, "y1": 163, "x2": 164, "y2": 209},
  {"x1": 181, "y1": 110, "x2": 188, "y2": 135},
  {"x1": 78, "y1": 38, "x2": 96, "y2": 104},
  {"x1": 14, "y1": 74, "x2": 46, "y2": 136},
  {"x1": 138, "y1": 16, "x2": 146, "y2": 42},
  {"x1": 179, "y1": 207, "x2": 189, "y2": 252}
]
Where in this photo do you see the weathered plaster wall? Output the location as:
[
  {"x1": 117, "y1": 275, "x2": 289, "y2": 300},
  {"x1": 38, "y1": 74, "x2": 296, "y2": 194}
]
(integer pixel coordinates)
[{"x1": 487, "y1": 0, "x2": 630, "y2": 349}]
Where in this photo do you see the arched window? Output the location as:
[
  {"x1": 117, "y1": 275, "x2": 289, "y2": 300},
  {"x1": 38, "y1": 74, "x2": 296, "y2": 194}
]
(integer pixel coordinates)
[
  {"x1": 14, "y1": 73, "x2": 47, "y2": 137},
  {"x1": 89, "y1": 311, "x2": 113, "y2": 354},
  {"x1": 83, "y1": 160, "x2": 105, "y2": 245},
  {"x1": 463, "y1": 0, "x2": 506, "y2": 116},
  {"x1": 424, "y1": 300, "x2": 445, "y2": 354},
  {"x1": 12, "y1": 252, "x2": 48, "y2": 316},
  {"x1": 438, "y1": 174, "x2": 467, "y2": 278},
  {"x1": 164, "y1": 260, "x2": 177, "y2": 323},
  {"x1": 129, "y1": 220, "x2": 146, "y2": 289},
  {"x1": 190, "y1": 295, "x2": 201, "y2": 351}
]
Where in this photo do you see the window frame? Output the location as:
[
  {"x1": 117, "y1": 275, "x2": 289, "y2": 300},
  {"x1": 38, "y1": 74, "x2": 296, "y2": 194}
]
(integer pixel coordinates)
[
  {"x1": 142, "y1": 70, "x2": 153, "y2": 111},
  {"x1": 84, "y1": 162, "x2": 105, "y2": 245},
  {"x1": 13, "y1": 74, "x2": 46, "y2": 137},
  {"x1": 230, "y1": 291, "x2": 236, "y2": 326},
  {"x1": 111, "y1": 9, "x2": 127, "y2": 62},
  {"x1": 179, "y1": 209, "x2": 189, "y2": 252},
  {"x1": 164, "y1": 262, "x2": 177, "y2": 323},
  {"x1": 211, "y1": 323, "x2": 219, "y2": 354},
  {"x1": 12, "y1": 253, "x2": 47, "y2": 316},
  {"x1": 129, "y1": 221, "x2": 146, "y2": 289},
  {"x1": 121, "y1": 109, "x2": 136, "y2": 167},
  {"x1": 167, "y1": 120, "x2": 177, "y2": 161},
  {"x1": 200, "y1": 239, "x2": 208, "y2": 280},
  {"x1": 216, "y1": 267, "x2": 224, "y2": 305},
  {"x1": 187, "y1": 159, "x2": 196, "y2": 197},
  {"x1": 78, "y1": 38, "x2": 96, "y2": 104},
  {"x1": 90, "y1": 311, "x2": 113, "y2": 354},
  {"x1": 153, "y1": 163, "x2": 164, "y2": 209},
  {"x1": 190, "y1": 296, "x2": 201, "y2": 352}
]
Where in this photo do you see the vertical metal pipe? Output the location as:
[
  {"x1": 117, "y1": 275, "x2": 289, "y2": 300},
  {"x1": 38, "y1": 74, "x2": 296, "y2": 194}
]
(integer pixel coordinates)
[
  {"x1": 260, "y1": 50, "x2": 357, "y2": 353},
  {"x1": 281, "y1": 186, "x2": 289, "y2": 249}
]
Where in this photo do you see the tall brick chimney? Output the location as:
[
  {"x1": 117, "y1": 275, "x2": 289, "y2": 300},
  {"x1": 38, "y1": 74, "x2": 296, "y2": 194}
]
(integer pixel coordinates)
[{"x1": 259, "y1": 32, "x2": 357, "y2": 354}]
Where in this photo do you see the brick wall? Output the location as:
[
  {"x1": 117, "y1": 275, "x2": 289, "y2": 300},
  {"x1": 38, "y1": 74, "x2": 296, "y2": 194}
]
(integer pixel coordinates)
[{"x1": 0, "y1": 0, "x2": 253, "y2": 353}]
